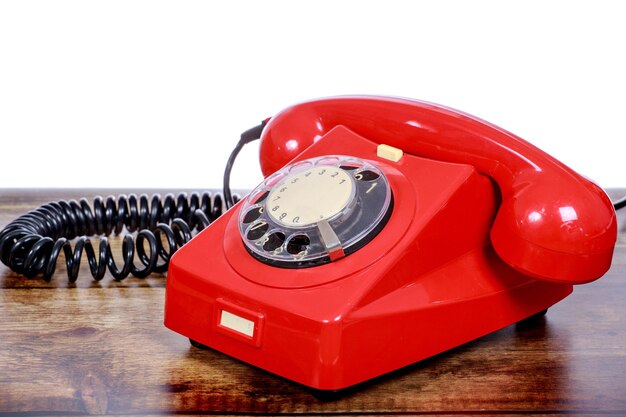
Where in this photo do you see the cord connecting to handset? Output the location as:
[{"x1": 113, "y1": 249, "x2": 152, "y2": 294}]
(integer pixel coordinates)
[{"x1": 223, "y1": 119, "x2": 268, "y2": 209}]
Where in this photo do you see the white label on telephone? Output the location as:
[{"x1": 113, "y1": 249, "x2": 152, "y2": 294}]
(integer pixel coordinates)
[{"x1": 220, "y1": 310, "x2": 255, "y2": 337}]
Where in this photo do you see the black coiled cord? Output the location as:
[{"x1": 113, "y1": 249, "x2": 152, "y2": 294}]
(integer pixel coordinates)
[
  {"x1": 0, "y1": 121, "x2": 265, "y2": 283},
  {"x1": 0, "y1": 192, "x2": 236, "y2": 282}
]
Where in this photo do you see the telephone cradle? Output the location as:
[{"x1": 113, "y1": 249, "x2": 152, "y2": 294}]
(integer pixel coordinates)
[{"x1": 164, "y1": 96, "x2": 617, "y2": 392}]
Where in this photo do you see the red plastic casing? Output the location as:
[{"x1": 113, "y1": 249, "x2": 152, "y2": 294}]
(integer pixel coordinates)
[{"x1": 165, "y1": 125, "x2": 576, "y2": 391}]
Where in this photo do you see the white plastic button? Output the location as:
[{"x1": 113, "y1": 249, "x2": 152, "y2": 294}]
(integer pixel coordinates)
[{"x1": 377, "y1": 144, "x2": 403, "y2": 162}]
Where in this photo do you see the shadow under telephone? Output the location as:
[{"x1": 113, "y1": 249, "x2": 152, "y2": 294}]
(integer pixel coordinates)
[{"x1": 0, "y1": 96, "x2": 619, "y2": 392}]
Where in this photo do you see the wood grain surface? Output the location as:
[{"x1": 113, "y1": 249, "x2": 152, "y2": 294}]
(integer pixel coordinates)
[{"x1": 1, "y1": 188, "x2": 625, "y2": 416}]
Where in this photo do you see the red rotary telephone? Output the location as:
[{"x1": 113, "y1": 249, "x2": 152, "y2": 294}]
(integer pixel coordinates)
[{"x1": 164, "y1": 96, "x2": 617, "y2": 392}]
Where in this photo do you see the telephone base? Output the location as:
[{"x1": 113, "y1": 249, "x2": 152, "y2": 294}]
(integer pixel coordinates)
[{"x1": 165, "y1": 125, "x2": 574, "y2": 391}]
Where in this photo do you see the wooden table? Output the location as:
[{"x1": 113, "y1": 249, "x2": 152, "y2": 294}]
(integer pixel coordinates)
[{"x1": 1, "y1": 189, "x2": 625, "y2": 416}]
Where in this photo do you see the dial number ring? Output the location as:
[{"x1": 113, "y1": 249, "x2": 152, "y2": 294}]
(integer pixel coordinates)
[{"x1": 267, "y1": 166, "x2": 355, "y2": 228}]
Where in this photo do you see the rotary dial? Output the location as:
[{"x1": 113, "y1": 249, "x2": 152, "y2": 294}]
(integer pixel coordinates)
[{"x1": 238, "y1": 155, "x2": 393, "y2": 268}]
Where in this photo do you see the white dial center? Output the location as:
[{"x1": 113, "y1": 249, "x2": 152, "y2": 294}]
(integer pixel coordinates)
[{"x1": 266, "y1": 166, "x2": 354, "y2": 227}]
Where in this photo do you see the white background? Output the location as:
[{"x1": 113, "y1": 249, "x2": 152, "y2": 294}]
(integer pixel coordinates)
[{"x1": 0, "y1": 1, "x2": 624, "y2": 191}]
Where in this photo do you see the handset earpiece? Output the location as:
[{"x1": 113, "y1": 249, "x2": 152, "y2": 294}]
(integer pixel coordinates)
[{"x1": 259, "y1": 96, "x2": 617, "y2": 284}]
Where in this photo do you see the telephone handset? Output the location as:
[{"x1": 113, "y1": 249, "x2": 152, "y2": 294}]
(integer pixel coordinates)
[
  {"x1": 164, "y1": 96, "x2": 617, "y2": 391},
  {"x1": 258, "y1": 96, "x2": 616, "y2": 284}
]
